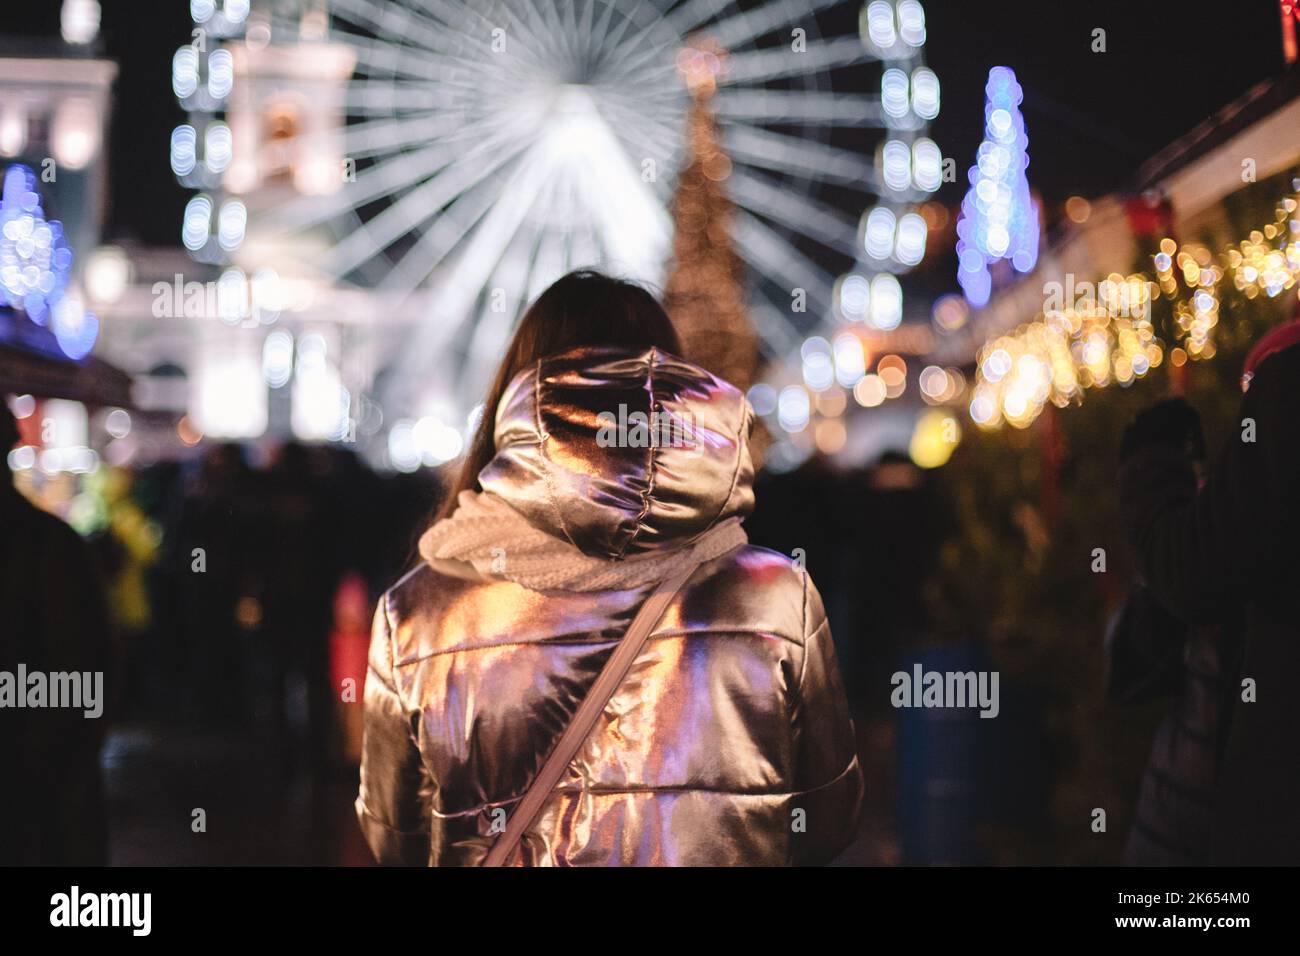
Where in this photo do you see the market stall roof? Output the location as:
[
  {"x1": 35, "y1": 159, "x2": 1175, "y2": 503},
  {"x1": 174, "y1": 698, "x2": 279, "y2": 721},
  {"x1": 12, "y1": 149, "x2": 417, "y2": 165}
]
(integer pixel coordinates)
[
  {"x1": 1135, "y1": 66, "x2": 1300, "y2": 197},
  {"x1": 0, "y1": 309, "x2": 133, "y2": 407}
]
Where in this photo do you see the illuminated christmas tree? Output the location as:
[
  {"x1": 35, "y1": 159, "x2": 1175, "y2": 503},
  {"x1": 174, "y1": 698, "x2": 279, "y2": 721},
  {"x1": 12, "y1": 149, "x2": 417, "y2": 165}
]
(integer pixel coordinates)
[
  {"x1": 664, "y1": 41, "x2": 757, "y2": 392},
  {"x1": 955, "y1": 66, "x2": 1040, "y2": 308}
]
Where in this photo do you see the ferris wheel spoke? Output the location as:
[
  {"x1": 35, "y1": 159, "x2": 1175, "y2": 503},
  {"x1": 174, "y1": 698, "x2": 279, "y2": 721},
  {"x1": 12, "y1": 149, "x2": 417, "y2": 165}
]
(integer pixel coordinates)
[
  {"x1": 595, "y1": 87, "x2": 686, "y2": 132},
  {"x1": 341, "y1": 39, "x2": 444, "y2": 85},
  {"x1": 466, "y1": 224, "x2": 544, "y2": 370},
  {"x1": 382, "y1": 261, "x2": 481, "y2": 413},
  {"x1": 553, "y1": 0, "x2": 586, "y2": 68},
  {"x1": 732, "y1": 210, "x2": 836, "y2": 318},
  {"x1": 598, "y1": 4, "x2": 692, "y2": 83},
  {"x1": 385, "y1": 136, "x2": 581, "y2": 322},
  {"x1": 336, "y1": 110, "x2": 515, "y2": 194},
  {"x1": 378, "y1": 109, "x2": 638, "y2": 302},
  {"x1": 589, "y1": 1, "x2": 664, "y2": 78},
  {"x1": 377, "y1": 78, "x2": 665, "y2": 299},
  {"x1": 573, "y1": 0, "x2": 603, "y2": 67},
  {"x1": 596, "y1": 76, "x2": 684, "y2": 105},
  {"x1": 662, "y1": 0, "x2": 738, "y2": 38},
  {"x1": 592, "y1": 96, "x2": 680, "y2": 156},
  {"x1": 255, "y1": 108, "x2": 518, "y2": 238},
  {"x1": 527, "y1": 238, "x2": 565, "y2": 303},
  {"x1": 605, "y1": 128, "x2": 675, "y2": 184},
  {"x1": 722, "y1": 35, "x2": 878, "y2": 84},
  {"x1": 325, "y1": 135, "x2": 534, "y2": 279},
  {"x1": 569, "y1": 176, "x2": 619, "y2": 273},
  {"x1": 459, "y1": 298, "x2": 516, "y2": 397},
  {"x1": 585, "y1": 0, "x2": 625, "y2": 66},
  {"x1": 339, "y1": 0, "x2": 548, "y2": 80},
  {"x1": 572, "y1": 226, "x2": 603, "y2": 271},
  {"x1": 746, "y1": 297, "x2": 803, "y2": 358},
  {"x1": 557, "y1": 176, "x2": 605, "y2": 274},
  {"x1": 591, "y1": 76, "x2": 685, "y2": 124},
  {"x1": 495, "y1": 0, "x2": 563, "y2": 70},
  {"x1": 255, "y1": 141, "x2": 458, "y2": 236},
  {"x1": 422, "y1": 0, "x2": 556, "y2": 72},
  {"x1": 332, "y1": 0, "x2": 482, "y2": 62},
  {"x1": 336, "y1": 111, "x2": 471, "y2": 159},
  {"x1": 708, "y1": 0, "x2": 847, "y2": 53},
  {"x1": 727, "y1": 169, "x2": 859, "y2": 254},
  {"x1": 715, "y1": 90, "x2": 886, "y2": 126},
  {"x1": 345, "y1": 38, "x2": 491, "y2": 87},
  {"x1": 723, "y1": 123, "x2": 877, "y2": 187},
  {"x1": 380, "y1": 164, "x2": 519, "y2": 298},
  {"x1": 480, "y1": 0, "x2": 574, "y2": 71},
  {"x1": 506, "y1": 201, "x2": 559, "y2": 313},
  {"x1": 342, "y1": 81, "x2": 476, "y2": 113},
  {"x1": 334, "y1": 2, "x2": 538, "y2": 85},
  {"x1": 601, "y1": 51, "x2": 680, "y2": 90}
]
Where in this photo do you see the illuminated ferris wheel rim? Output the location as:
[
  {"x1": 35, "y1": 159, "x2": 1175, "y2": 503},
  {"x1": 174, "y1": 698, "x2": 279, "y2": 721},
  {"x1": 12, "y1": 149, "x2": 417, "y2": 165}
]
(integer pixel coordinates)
[{"x1": 172, "y1": 0, "x2": 940, "y2": 430}]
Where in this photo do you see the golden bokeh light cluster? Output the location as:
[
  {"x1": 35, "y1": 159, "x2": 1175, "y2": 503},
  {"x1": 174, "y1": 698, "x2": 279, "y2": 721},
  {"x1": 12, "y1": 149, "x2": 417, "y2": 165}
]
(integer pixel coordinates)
[{"x1": 970, "y1": 183, "x2": 1300, "y2": 430}]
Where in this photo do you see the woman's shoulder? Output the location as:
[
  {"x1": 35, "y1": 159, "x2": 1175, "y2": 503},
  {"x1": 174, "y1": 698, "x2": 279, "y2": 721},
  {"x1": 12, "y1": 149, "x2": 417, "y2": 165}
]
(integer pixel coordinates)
[
  {"x1": 679, "y1": 543, "x2": 819, "y2": 644},
  {"x1": 378, "y1": 543, "x2": 819, "y2": 661},
  {"x1": 376, "y1": 561, "x2": 502, "y2": 661},
  {"x1": 699, "y1": 543, "x2": 807, "y2": 587}
]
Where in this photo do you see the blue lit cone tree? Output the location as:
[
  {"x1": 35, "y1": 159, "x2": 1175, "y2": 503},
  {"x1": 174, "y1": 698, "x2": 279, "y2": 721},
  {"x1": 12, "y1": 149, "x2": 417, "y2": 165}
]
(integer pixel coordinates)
[{"x1": 954, "y1": 67, "x2": 1040, "y2": 310}]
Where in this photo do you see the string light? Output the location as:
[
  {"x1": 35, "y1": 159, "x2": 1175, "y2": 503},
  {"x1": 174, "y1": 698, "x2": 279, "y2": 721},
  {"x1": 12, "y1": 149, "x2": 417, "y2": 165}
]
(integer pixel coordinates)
[{"x1": 970, "y1": 178, "x2": 1300, "y2": 430}]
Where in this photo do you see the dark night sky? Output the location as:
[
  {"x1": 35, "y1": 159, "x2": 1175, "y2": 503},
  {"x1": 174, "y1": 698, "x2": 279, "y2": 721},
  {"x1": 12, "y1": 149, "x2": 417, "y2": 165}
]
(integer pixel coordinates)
[{"x1": 0, "y1": 0, "x2": 1289, "y2": 247}]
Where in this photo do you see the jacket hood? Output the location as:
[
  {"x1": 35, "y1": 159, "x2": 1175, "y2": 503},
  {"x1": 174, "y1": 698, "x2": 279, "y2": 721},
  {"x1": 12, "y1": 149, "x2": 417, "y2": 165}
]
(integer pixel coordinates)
[{"x1": 478, "y1": 345, "x2": 754, "y2": 560}]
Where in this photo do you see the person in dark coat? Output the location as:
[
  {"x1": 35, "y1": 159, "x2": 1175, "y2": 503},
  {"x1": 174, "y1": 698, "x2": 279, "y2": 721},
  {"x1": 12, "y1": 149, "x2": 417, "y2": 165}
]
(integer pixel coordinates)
[
  {"x1": 0, "y1": 402, "x2": 112, "y2": 864},
  {"x1": 1117, "y1": 318, "x2": 1300, "y2": 865},
  {"x1": 1106, "y1": 585, "x2": 1222, "y2": 865}
]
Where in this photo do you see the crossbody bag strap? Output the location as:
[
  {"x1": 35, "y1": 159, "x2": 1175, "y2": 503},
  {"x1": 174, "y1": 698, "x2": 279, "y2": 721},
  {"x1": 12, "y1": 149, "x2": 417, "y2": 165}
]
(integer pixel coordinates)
[{"x1": 482, "y1": 558, "x2": 701, "y2": 867}]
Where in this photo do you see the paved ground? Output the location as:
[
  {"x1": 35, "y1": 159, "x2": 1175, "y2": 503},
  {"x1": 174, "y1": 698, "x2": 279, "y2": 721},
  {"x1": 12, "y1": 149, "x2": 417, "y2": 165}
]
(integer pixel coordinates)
[
  {"x1": 103, "y1": 724, "x2": 372, "y2": 866},
  {"x1": 102, "y1": 715, "x2": 896, "y2": 867}
]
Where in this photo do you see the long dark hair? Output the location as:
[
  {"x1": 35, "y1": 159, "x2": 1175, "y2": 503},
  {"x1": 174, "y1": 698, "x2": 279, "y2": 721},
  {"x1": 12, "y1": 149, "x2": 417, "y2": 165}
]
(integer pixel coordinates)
[{"x1": 434, "y1": 270, "x2": 681, "y2": 522}]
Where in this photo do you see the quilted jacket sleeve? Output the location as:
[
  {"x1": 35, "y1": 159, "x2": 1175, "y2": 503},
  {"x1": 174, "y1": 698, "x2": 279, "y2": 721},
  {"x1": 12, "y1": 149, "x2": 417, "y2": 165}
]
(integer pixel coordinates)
[
  {"x1": 789, "y1": 573, "x2": 864, "y2": 865},
  {"x1": 355, "y1": 594, "x2": 432, "y2": 865}
]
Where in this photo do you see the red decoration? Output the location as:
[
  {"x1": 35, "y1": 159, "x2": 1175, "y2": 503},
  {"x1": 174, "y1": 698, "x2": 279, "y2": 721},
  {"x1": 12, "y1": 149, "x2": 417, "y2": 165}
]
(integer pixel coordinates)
[
  {"x1": 1284, "y1": 0, "x2": 1299, "y2": 64},
  {"x1": 1124, "y1": 192, "x2": 1173, "y2": 237}
]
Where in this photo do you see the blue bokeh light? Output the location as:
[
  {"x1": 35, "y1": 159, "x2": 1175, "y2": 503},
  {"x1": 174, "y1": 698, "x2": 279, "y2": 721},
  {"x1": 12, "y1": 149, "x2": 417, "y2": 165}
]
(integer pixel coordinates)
[
  {"x1": 0, "y1": 164, "x2": 74, "y2": 325},
  {"x1": 955, "y1": 67, "x2": 1040, "y2": 308}
]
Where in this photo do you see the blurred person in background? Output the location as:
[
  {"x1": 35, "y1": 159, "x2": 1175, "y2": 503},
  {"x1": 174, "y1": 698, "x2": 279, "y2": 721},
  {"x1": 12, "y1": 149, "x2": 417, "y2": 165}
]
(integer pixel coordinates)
[
  {"x1": 356, "y1": 271, "x2": 862, "y2": 866},
  {"x1": 1117, "y1": 311, "x2": 1300, "y2": 865},
  {"x1": 174, "y1": 442, "x2": 257, "y2": 722},
  {"x1": 0, "y1": 402, "x2": 112, "y2": 864},
  {"x1": 857, "y1": 452, "x2": 946, "y2": 717},
  {"x1": 261, "y1": 442, "x2": 343, "y2": 776},
  {"x1": 1105, "y1": 583, "x2": 1222, "y2": 865},
  {"x1": 1109, "y1": 384, "x2": 1222, "y2": 866},
  {"x1": 746, "y1": 452, "x2": 860, "y2": 702},
  {"x1": 72, "y1": 466, "x2": 161, "y2": 719},
  {"x1": 329, "y1": 570, "x2": 372, "y2": 767}
]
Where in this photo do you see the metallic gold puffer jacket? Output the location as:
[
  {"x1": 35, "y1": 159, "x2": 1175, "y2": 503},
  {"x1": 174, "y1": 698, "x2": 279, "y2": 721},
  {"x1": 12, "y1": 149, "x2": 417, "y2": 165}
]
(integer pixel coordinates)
[{"x1": 356, "y1": 346, "x2": 863, "y2": 866}]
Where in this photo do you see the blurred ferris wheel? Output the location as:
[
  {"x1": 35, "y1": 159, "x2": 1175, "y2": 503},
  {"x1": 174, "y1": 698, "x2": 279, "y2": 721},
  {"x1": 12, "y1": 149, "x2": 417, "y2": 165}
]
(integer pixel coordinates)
[{"x1": 172, "y1": 0, "x2": 942, "y2": 421}]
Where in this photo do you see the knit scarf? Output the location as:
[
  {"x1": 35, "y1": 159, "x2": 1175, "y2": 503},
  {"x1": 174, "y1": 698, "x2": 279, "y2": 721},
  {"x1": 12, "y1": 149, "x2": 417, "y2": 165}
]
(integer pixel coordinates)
[{"x1": 418, "y1": 490, "x2": 747, "y2": 592}]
